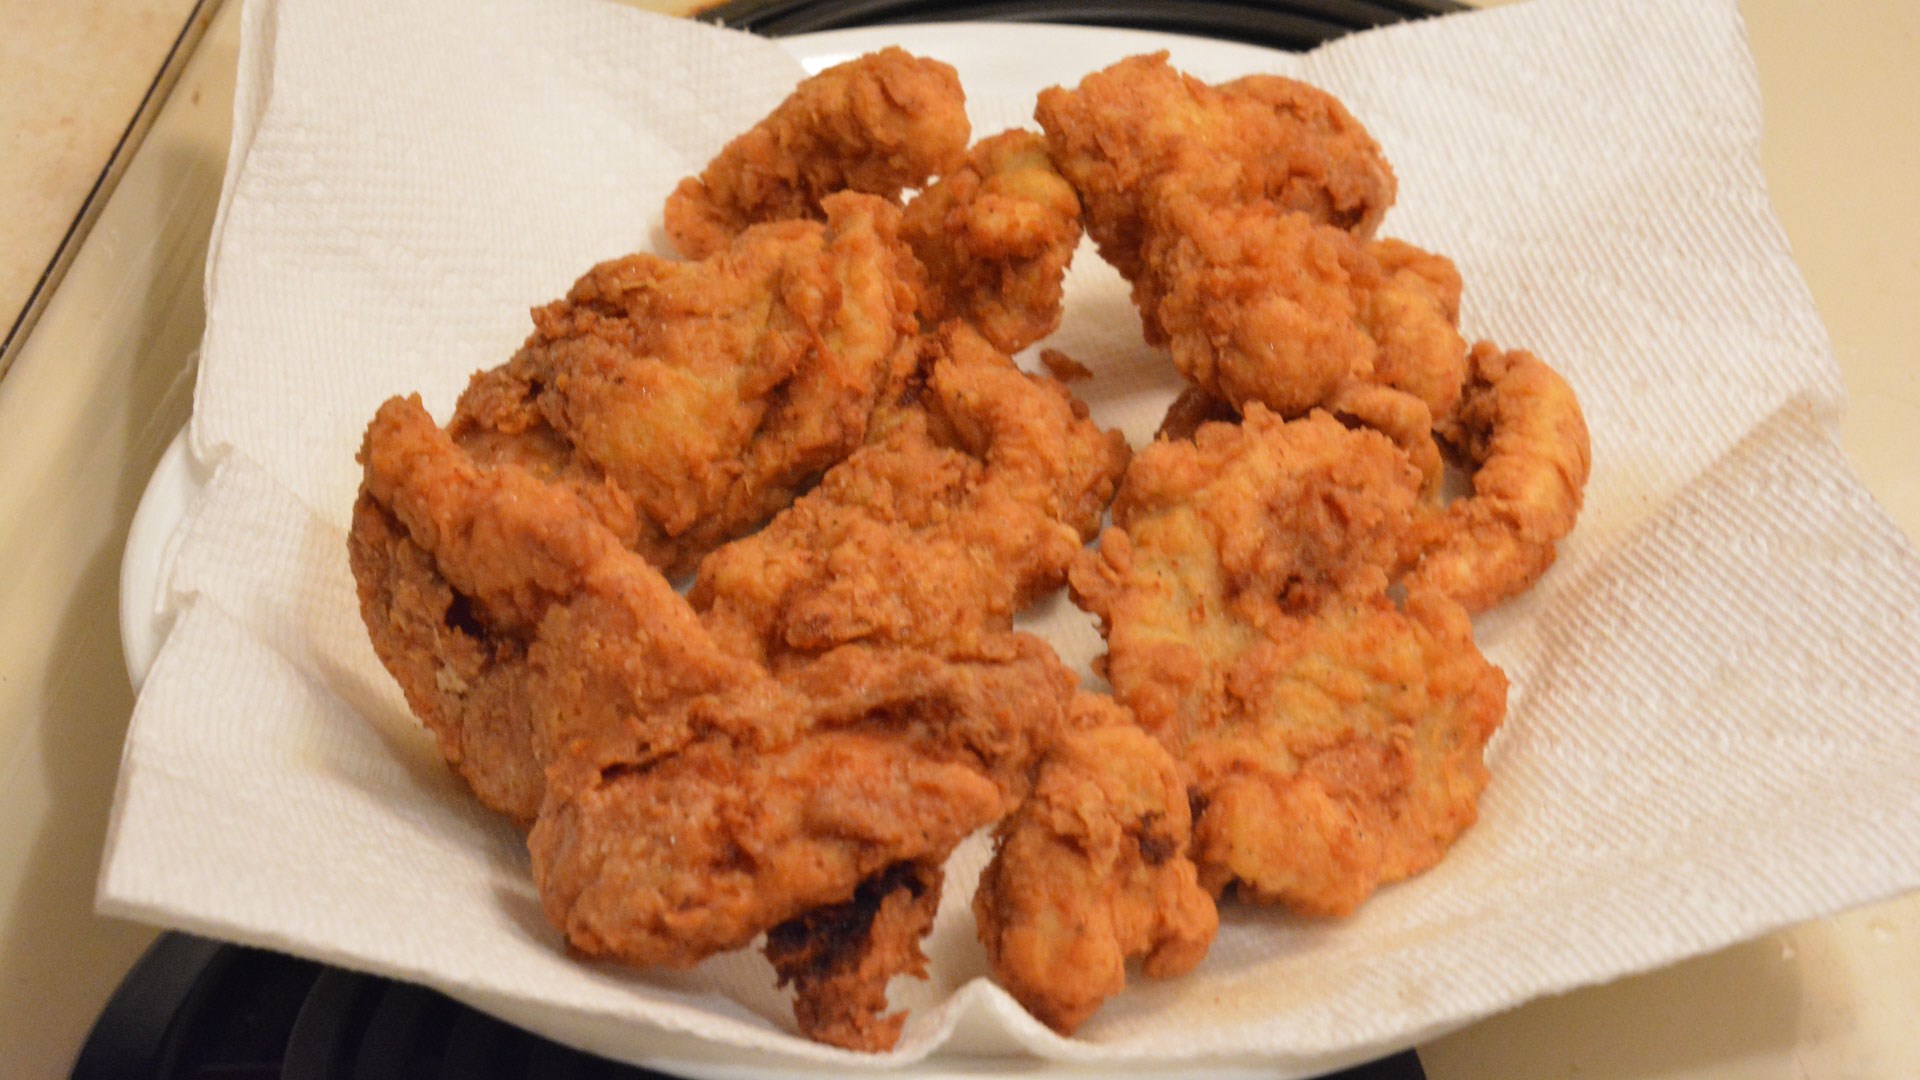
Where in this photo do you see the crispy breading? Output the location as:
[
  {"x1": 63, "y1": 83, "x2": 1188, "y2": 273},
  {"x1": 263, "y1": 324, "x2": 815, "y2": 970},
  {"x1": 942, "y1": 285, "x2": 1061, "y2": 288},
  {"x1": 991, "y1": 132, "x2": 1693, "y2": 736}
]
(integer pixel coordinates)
[
  {"x1": 1036, "y1": 52, "x2": 1396, "y2": 292},
  {"x1": 975, "y1": 710, "x2": 1217, "y2": 1035},
  {"x1": 1072, "y1": 409, "x2": 1508, "y2": 915},
  {"x1": 680, "y1": 322, "x2": 1126, "y2": 1044},
  {"x1": 1037, "y1": 55, "x2": 1462, "y2": 490},
  {"x1": 450, "y1": 192, "x2": 920, "y2": 577},
  {"x1": 350, "y1": 368, "x2": 1108, "y2": 1049},
  {"x1": 902, "y1": 129, "x2": 1084, "y2": 354},
  {"x1": 529, "y1": 635, "x2": 1081, "y2": 1018},
  {"x1": 665, "y1": 48, "x2": 969, "y2": 259},
  {"x1": 1145, "y1": 201, "x2": 1465, "y2": 473},
  {"x1": 691, "y1": 322, "x2": 1130, "y2": 668},
  {"x1": 347, "y1": 47, "x2": 1591, "y2": 1050},
  {"x1": 349, "y1": 396, "x2": 770, "y2": 824},
  {"x1": 1409, "y1": 342, "x2": 1593, "y2": 612}
]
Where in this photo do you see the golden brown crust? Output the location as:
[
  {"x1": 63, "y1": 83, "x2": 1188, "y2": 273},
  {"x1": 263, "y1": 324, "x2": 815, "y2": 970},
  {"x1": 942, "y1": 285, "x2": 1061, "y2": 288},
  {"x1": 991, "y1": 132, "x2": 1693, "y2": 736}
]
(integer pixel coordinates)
[
  {"x1": 347, "y1": 48, "x2": 1592, "y2": 1050},
  {"x1": 532, "y1": 729, "x2": 999, "y2": 969},
  {"x1": 665, "y1": 48, "x2": 970, "y2": 259},
  {"x1": 349, "y1": 395, "x2": 776, "y2": 824},
  {"x1": 1409, "y1": 342, "x2": 1593, "y2": 612},
  {"x1": 691, "y1": 323, "x2": 1130, "y2": 668},
  {"x1": 975, "y1": 717, "x2": 1217, "y2": 1035},
  {"x1": 1038, "y1": 53, "x2": 1463, "y2": 488},
  {"x1": 1072, "y1": 409, "x2": 1508, "y2": 916},
  {"x1": 1036, "y1": 52, "x2": 1396, "y2": 292},
  {"x1": 1180, "y1": 588, "x2": 1507, "y2": 913},
  {"x1": 902, "y1": 129, "x2": 1084, "y2": 354},
  {"x1": 1144, "y1": 202, "x2": 1465, "y2": 443},
  {"x1": 450, "y1": 192, "x2": 921, "y2": 577},
  {"x1": 348, "y1": 489, "x2": 545, "y2": 825},
  {"x1": 349, "y1": 325, "x2": 1118, "y2": 1048}
]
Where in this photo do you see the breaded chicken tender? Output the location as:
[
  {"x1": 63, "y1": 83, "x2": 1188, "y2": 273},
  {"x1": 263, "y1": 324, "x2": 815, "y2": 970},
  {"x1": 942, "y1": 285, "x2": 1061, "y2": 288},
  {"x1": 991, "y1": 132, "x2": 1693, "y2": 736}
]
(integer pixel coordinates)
[
  {"x1": 1037, "y1": 54, "x2": 1462, "y2": 489},
  {"x1": 902, "y1": 129, "x2": 1084, "y2": 354},
  {"x1": 1036, "y1": 52, "x2": 1396, "y2": 291},
  {"x1": 349, "y1": 396, "x2": 1085, "y2": 1050},
  {"x1": 349, "y1": 396, "x2": 773, "y2": 825},
  {"x1": 1147, "y1": 200, "x2": 1465, "y2": 426},
  {"x1": 683, "y1": 323, "x2": 1126, "y2": 1041},
  {"x1": 665, "y1": 48, "x2": 970, "y2": 259},
  {"x1": 974, "y1": 708, "x2": 1217, "y2": 1035},
  {"x1": 692, "y1": 322, "x2": 1130, "y2": 668},
  {"x1": 1409, "y1": 342, "x2": 1592, "y2": 612},
  {"x1": 531, "y1": 643, "x2": 1079, "y2": 966},
  {"x1": 1133, "y1": 203, "x2": 1463, "y2": 493},
  {"x1": 451, "y1": 191, "x2": 921, "y2": 577},
  {"x1": 1176, "y1": 590, "x2": 1507, "y2": 913},
  {"x1": 1072, "y1": 408, "x2": 1508, "y2": 916},
  {"x1": 531, "y1": 638, "x2": 1082, "y2": 1052}
]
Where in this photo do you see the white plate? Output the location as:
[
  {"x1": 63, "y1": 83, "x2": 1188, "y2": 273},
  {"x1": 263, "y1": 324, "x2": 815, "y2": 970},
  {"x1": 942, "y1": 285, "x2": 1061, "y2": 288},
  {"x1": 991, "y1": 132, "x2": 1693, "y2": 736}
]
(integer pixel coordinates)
[
  {"x1": 117, "y1": 21, "x2": 1430, "y2": 1080},
  {"x1": 122, "y1": 425, "x2": 198, "y2": 690}
]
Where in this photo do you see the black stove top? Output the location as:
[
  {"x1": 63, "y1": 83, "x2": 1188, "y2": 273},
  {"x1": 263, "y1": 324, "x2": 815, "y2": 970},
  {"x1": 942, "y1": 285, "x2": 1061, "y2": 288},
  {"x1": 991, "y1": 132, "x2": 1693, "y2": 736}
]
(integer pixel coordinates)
[
  {"x1": 697, "y1": 0, "x2": 1462, "y2": 49},
  {"x1": 74, "y1": 934, "x2": 1427, "y2": 1080},
  {"x1": 81, "y1": 3, "x2": 1453, "y2": 1076}
]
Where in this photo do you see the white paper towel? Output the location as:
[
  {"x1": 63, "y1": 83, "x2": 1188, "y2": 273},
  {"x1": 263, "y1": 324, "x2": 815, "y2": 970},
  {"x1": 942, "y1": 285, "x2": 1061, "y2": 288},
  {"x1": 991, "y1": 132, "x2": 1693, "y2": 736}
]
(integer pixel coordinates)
[{"x1": 101, "y1": 0, "x2": 1920, "y2": 1071}]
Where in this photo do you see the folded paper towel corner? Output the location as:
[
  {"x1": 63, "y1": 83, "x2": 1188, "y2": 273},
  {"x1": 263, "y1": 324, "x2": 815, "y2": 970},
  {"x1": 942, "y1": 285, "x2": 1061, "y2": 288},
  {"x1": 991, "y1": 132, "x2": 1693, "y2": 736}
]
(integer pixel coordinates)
[{"x1": 98, "y1": 0, "x2": 1920, "y2": 1071}]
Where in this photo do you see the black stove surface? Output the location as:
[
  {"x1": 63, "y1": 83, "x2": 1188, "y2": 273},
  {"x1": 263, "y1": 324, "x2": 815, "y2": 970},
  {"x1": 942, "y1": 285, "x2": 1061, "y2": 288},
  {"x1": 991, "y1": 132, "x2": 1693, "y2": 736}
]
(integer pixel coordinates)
[
  {"x1": 697, "y1": 0, "x2": 1462, "y2": 49},
  {"x1": 74, "y1": 934, "x2": 1427, "y2": 1080}
]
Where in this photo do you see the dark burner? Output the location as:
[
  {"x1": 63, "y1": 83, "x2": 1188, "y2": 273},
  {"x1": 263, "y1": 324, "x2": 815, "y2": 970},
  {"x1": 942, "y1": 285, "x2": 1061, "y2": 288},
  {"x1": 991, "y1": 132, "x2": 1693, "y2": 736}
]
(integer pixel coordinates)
[{"x1": 74, "y1": 934, "x2": 1425, "y2": 1080}]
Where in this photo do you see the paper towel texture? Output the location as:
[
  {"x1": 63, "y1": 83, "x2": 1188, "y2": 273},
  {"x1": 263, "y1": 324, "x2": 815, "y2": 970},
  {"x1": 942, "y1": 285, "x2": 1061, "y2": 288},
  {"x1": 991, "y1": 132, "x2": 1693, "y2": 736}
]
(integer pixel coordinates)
[{"x1": 102, "y1": 0, "x2": 1920, "y2": 1071}]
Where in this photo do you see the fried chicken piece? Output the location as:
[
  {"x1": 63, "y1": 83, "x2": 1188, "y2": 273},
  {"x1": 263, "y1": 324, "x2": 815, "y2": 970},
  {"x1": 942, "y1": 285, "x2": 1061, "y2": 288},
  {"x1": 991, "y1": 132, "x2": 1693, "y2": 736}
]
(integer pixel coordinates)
[
  {"x1": 1036, "y1": 52, "x2": 1396, "y2": 295},
  {"x1": 1072, "y1": 408, "x2": 1508, "y2": 916},
  {"x1": 745, "y1": 615, "x2": 1095, "y2": 1050},
  {"x1": 450, "y1": 192, "x2": 921, "y2": 577},
  {"x1": 533, "y1": 729, "x2": 995, "y2": 968},
  {"x1": 1325, "y1": 381, "x2": 1446, "y2": 500},
  {"x1": 902, "y1": 129, "x2": 1083, "y2": 354},
  {"x1": 691, "y1": 322, "x2": 1131, "y2": 668},
  {"x1": 1158, "y1": 378, "x2": 1446, "y2": 502},
  {"x1": 665, "y1": 48, "x2": 969, "y2": 259},
  {"x1": 975, "y1": 707, "x2": 1218, "y2": 1035},
  {"x1": 531, "y1": 635, "x2": 1082, "y2": 1003},
  {"x1": 349, "y1": 396, "x2": 775, "y2": 824},
  {"x1": 1146, "y1": 200, "x2": 1465, "y2": 433},
  {"x1": 680, "y1": 324, "x2": 1126, "y2": 1039},
  {"x1": 350, "y1": 395, "x2": 1087, "y2": 1050},
  {"x1": 350, "y1": 492, "x2": 547, "y2": 823},
  {"x1": 1038, "y1": 54, "x2": 1462, "y2": 484},
  {"x1": 1096, "y1": 407, "x2": 1424, "y2": 625},
  {"x1": 1408, "y1": 342, "x2": 1592, "y2": 612},
  {"x1": 679, "y1": 322, "x2": 1127, "y2": 1036},
  {"x1": 1176, "y1": 589, "x2": 1507, "y2": 913},
  {"x1": 765, "y1": 860, "x2": 943, "y2": 1053},
  {"x1": 1100, "y1": 199, "x2": 1461, "y2": 492},
  {"x1": 526, "y1": 630, "x2": 1082, "y2": 1049},
  {"x1": 1367, "y1": 237, "x2": 1466, "y2": 420}
]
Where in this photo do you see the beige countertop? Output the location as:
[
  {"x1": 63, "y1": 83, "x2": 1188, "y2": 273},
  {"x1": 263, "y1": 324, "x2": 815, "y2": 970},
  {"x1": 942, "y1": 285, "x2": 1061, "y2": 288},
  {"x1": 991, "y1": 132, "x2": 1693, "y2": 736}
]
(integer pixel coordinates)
[
  {"x1": 1, "y1": 1, "x2": 1914, "y2": 1077},
  {"x1": 0, "y1": 0, "x2": 217, "y2": 373}
]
